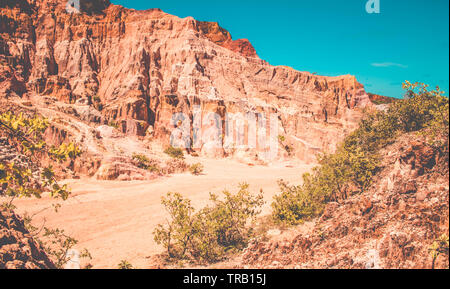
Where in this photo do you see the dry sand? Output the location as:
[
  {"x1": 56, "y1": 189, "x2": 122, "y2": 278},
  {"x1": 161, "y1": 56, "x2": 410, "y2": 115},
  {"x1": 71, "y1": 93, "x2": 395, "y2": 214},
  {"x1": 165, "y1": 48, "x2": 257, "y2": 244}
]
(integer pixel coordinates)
[{"x1": 14, "y1": 156, "x2": 313, "y2": 269}]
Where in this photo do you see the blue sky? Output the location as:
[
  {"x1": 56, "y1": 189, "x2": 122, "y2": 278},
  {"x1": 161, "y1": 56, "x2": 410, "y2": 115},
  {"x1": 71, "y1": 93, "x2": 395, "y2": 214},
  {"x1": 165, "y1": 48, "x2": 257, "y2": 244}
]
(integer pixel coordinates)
[{"x1": 111, "y1": 0, "x2": 449, "y2": 98}]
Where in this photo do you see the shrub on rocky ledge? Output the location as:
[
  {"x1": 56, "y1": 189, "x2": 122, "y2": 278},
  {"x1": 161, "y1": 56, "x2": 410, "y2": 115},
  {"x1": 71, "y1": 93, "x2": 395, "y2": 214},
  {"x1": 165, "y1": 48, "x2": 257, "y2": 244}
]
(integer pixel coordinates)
[
  {"x1": 189, "y1": 163, "x2": 204, "y2": 176},
  {"x1": 164, "y1": 146, "x2": 185, "y2": 160},
  {"x1": 132, "y1": 153, "x2": 161, "y2": 173},
  {"x1": 154, "y1": 184, "x2": 264, "y2": 263},
  {"x1": 272, "y1": 82, "x2": 449, "y2": 225}
]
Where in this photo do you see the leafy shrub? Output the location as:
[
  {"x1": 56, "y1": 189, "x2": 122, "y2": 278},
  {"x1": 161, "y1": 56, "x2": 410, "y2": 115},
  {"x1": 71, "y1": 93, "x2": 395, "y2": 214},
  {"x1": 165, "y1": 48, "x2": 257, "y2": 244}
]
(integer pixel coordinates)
[
  {"x1": 37, "y1": 227, "x2": 92, "y2": 269},
  {"x1": 399, "y1": 82, "x2": 449, "y2": 153},
  {"x1": 194, "y1": 184, "x2": 264, "y2": 260},
  {"x1": 117, "y1": 260, "x2": 134, "y2": 269},
  {"x1": 278, "y1": 135, "x2": 293, "y2": 155},
  {"x1": 272, "y1": 180, "x2": 324, "y2": 225},
  {"x1": 278, "y1": 135, "x2": 286, "y2": 143},
  {"x1": 0, "y1": 112, "x2": 81, "y2": 203},
  {"x1": 272, "y1": 81, "x2": 449, "y2": 225},
  {"x1": 154, "y1": 192, "x2": 195, "y2": 260},
  {"x1": 154, "y1": 184, "x2": 264, "y2": 263},
  {"x1": 164, "y1": 146, "x2": 184, "y2": 159},
  {"x1": 189, "y1": 163, "x2": 204, "y2": 176},
  {"x1": 132, "y1": 153, "x2": 161, "y2": 173},
  {"x1": 272, "y1": 142, "x2": 379, "y2": 225},
  {"x1": 0, "y1": 111, "x2": 88, "y2": 268}
]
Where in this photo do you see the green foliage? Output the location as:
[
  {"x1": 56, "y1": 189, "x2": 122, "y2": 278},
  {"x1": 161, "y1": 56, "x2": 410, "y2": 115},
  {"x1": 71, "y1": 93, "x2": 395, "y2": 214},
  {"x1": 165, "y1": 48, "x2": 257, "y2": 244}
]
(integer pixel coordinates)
[
  {"x1": 22, "y1": 212, "x2": 92, "y2": 269},
  {"x1": 108, "y1": 120, "x2": 120, "y2": 129},
  {"x1": 272, "y1": 81, "x2": 449, "y2": 225},
  {"x1": 400, "y1": 81, "x2": 449, "y2": 152},
  {"x1": 189, "y1": 163, "x2": 204, "y2": 176},
  {"x1": 278, "y1": 135, "x2": 293, "y2": 155},
  {"x1": 1, "y1": 111, "x2": 86, "y2": 268},
  {"x1": 154, "y1": 192, "x2": 195, "y2": 260},
  {"x1": 193, "y1": 184, "x2": 264, "y2": 262},
  {"x1": 272, "y1": 142, "x2": 379, "y2": 225},
  {"x1": 272, "y1": 180, "x2": 324, "y2": 225},
  {"x1": 0, "y1": 112, "x2": 81, "y2": 202},
  {"x1": 429, "y1": 234, "x2": 449, "y2": 269},
  {"x1": 154, "y1": 184, "x2": 264, "y2": 263},
  {"x1": 132, "y1": 153, "x2": 161, "y2": 173},
  {"x1": 164, "y1": 146, "x2": 185, "y2": 159},
  {"x1": 117, "y1": 260, "x2": 134, "y2": 269}
]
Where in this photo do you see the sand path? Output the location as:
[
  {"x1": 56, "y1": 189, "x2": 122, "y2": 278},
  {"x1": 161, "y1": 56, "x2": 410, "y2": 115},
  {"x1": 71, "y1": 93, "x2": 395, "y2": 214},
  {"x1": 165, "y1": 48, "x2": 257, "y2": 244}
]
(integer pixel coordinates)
[{"x1": 13, "y1": 157, "x2": 313, "y2": 269}]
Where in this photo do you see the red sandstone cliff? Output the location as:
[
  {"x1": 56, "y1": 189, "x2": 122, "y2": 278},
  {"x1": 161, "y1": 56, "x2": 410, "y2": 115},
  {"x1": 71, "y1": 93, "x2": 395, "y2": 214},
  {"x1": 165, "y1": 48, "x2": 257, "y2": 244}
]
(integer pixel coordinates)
[{"x1": 1, "y1": 0, "x2": 371, "y2": 163}]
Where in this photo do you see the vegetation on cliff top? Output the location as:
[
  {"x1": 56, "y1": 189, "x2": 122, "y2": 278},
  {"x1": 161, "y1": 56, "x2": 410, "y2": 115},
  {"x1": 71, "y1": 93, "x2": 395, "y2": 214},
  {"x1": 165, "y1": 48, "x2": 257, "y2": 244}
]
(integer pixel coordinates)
[{"x1": 272, "y1": 81, "x2": 449, "y2": 225}]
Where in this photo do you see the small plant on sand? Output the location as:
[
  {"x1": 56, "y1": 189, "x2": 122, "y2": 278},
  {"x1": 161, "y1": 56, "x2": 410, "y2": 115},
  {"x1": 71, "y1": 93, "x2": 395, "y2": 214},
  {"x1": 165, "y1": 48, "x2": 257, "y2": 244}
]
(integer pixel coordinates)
[
  {"x1": 118, "y1": 260, "x2": 134, "y2": 269},
  {"x1": 0, "y1": 111, "x2": 81, "y2": 206},
  {"x1": 132, "y1": 153, "x2": 161, "y2": 173},
  {"x1": 278, "y1": 135, "x2": 293, "y2": 156},
  {"x1": 164, "y1": 146, "x2": 185, "y2": 159},
  {"x1": 35, "y1": 227, "x2": 92, "y2": 269},
  {"x1": 189, "y1": 163, "x2": 204, "y2": 176},
  {"x1": 154, "y1": 184, "x2": 264, "y2": 264}
]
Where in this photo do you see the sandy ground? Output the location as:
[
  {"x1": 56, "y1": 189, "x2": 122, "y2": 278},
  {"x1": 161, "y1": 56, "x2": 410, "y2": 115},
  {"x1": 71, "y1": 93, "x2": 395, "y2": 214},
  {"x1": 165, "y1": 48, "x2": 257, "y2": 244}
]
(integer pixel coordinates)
[{"x1": 13, "y1": 156, "x2": 313, "y2": 269}]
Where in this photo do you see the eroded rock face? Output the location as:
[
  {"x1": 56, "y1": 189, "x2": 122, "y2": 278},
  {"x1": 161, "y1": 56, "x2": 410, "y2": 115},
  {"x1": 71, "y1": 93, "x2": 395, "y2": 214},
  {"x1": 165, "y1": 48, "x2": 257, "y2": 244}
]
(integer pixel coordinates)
[
  {"x1": 238, "y1": 135, "x2": 449, "y2": 269},
  {"x1": 1, "y1": 0, "x2": 372, "y2": 161},
  {"x1": 94, "y1": 156, "x2": 158, "y2": 181},
  {"x1": 0, "y1": 209, "x2": 55, "y2": 269}
]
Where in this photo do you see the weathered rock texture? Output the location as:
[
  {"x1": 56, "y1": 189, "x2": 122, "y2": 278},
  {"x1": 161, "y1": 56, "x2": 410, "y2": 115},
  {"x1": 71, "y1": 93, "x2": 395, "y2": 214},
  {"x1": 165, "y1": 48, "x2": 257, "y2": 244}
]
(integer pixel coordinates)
[
  {"x1": 0, "y1": 209, "x2": 55, "y2": 269},
  {"x1": 238, "y1": 134, "x2": 449, "y2": 269},
  {"x1": 1, "y1": 0, "x2": 371, "y2": 162}
]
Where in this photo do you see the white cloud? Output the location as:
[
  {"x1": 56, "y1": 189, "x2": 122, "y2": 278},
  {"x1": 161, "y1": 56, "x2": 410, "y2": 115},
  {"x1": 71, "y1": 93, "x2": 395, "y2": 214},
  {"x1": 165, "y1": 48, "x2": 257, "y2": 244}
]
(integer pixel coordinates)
[{"x1": 371, "y1": 62, "x2": 408, "y2": 68}]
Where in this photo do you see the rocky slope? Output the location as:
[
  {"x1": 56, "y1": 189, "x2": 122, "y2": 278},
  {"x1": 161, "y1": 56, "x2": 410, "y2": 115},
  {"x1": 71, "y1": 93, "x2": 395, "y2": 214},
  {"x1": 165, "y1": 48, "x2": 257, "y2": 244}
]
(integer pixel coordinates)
[
  {"x1": 1, "y1": 0, "x2": 371, "y2": 167},
  {"x1": 0, "y1": 208, "x2": 55, "y2": 269},
  {"x1": 235, "y1": 134, "x2": 449, "y2": 269}
]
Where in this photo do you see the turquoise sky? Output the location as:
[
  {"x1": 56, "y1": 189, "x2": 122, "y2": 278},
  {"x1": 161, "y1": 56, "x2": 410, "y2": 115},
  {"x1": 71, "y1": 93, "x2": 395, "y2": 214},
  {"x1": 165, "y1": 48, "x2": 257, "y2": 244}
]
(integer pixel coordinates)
[{"x1": 111, "y1": 0, "x2": 449, "y2": 98}]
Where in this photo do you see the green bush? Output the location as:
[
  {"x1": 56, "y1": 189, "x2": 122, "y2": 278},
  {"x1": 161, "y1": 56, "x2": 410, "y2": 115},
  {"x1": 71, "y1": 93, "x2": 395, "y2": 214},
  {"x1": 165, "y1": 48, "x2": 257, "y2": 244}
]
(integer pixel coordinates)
[
  {"x1": 278, "y1": 135, "x2": 293, "y2": 155},
  {"x1": 272, "y1": 81, "x2": 449, "y2": 225},
  {"x1": 399, "y1": 82, "x2": 449, "y2": 153},
  {"x1": 0, "y1": 112, "x2": 81, "y2": 202},
  {"x1": 429, "y1": 234, "x2": 449, "y2": 269},
  {"x1": 117, "y1": 260, "x2": 134, "y2": 269},
  {"x1": 271, "y1": 180, "x2": 320, "y2": 225},
  {"x1": 154, "y1": 184, "x2": 264, "y2": 263},
  {"x1": 189, "y1": 163, "x2": 204, "y2": 176},
  {"x1": 132, "y1": 153, "x2": 161, "y2": 173},
  {"x1": 164, "y1": 146, "x2": 185, "y2": 159},
  {"x1": 0, "y1": 111, "x2": 90, "y2": 268}
]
